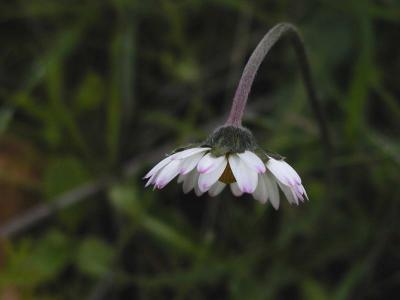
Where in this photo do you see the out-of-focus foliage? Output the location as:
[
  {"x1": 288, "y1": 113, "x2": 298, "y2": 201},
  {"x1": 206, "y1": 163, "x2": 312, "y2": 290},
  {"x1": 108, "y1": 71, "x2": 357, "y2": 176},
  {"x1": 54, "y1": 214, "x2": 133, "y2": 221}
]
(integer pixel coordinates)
[{"x1": 0, "y1": 0, "x2": 399, "y2": 299}]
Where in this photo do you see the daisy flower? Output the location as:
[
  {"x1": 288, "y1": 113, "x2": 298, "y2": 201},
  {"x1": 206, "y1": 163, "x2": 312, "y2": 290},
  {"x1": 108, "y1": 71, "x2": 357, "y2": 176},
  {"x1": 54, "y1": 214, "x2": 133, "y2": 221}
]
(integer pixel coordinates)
[
  {"x1": 144, "y1": 126, "x2": 308, "y2": 209},
  {"x1": 143, "y1": 23, "x2": 326, "y2": 209}
]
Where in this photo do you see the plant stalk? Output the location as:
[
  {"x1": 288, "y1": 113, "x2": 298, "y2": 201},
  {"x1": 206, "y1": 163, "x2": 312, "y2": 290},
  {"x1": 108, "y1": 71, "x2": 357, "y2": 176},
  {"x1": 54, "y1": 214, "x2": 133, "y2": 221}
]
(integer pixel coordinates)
[{"x1": 226, "y1": 22, "x2": 332, "y2": 156}]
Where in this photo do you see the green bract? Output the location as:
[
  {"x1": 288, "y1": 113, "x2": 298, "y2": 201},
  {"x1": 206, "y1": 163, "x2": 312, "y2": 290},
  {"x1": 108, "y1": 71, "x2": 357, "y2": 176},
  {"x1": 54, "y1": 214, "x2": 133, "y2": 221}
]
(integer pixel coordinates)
[{"x1": 203, "y1": 126, "x2": 257, "y2": 155}]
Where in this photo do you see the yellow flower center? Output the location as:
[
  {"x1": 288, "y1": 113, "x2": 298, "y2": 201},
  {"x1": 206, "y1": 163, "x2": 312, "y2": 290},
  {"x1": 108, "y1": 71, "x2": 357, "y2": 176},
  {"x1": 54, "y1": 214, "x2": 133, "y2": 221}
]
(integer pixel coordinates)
[{"x1": 219, "y1": 163, "x2": 236, "y2": 184}]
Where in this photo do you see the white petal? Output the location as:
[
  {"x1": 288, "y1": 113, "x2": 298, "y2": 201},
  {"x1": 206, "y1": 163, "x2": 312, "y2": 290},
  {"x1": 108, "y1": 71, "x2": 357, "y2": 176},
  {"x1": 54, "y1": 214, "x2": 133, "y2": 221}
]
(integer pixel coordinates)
[
  {"x1": 281, "y1": 161, "x2": 302, "y2": 184},
  {"x1": 237, "y1": 151, "x2": 266, "y2": 173},
  {"x1": 177, "y1": 173, "x2": 186, "y2": 184},
  {"x1": 146, "y1": 165, "x2": 168, "y2": 187},
  {"x1": 182, "y1": 169, "x2": 198, "y2": 194},
  {"x1": 230, "y1": 183, "x2": 243, "y2": 197},
  {"x1": 292, "y1": 184, "x2": 305, "y2": 202},
  {"x1": 194, "y1": 180, "x2": 204, "y2": 197},
  {"x1": 266, "y1": 160, "x2": 291, "y2": 185},
  {"x1": 300, "y1": 185, "x2": 309, "y2": 200},
  {"x1": 197, "y1": 153, "x2": 226, "y2": 173},
  {"x1": 145, "y1": 173, "x2": 156, "y2": 188},
  {"x1": 198, "y1": 158, "x2": 227, "y2": 192},
  {"x1": 278, "y1": 182, "x2": 297, "y2": 205},
  {"x1": 179, "y1": 152, "x2": 206, "y2": 175},
  {"x1": 154, "y1": 160, "x2": 182, "y2": 189},
  {"x1": 172, "y1": 147, "x2": 209, "y2": 160},
  {"x1": 264, "y1": 172, "x2": 280, "y2": 210},
  {"x1": 145, "y1": 174, "x2": 157, "y2": 187},
  {"x1": 143, "y1": 155, "x2": 173, "y2": 179},
  {"x1": 252, "y1": 174, "x2": 268, "y2": 203},
  {"x1": 208, "y1": 182, "x2": 226, "y2": 197},
  {"x1": 228, "y1": 154, "x2": 258, "y2": 193},
  {"x1": 266, "y1": 158, "x2": 301, "y2": 186}
]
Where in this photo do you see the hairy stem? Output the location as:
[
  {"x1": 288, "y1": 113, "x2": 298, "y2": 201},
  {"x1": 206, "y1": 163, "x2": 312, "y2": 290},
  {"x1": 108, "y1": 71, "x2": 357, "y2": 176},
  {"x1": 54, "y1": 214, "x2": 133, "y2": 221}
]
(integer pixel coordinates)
[{"x1": 226, "y1": 22, "x2": 332, "y2": 156}]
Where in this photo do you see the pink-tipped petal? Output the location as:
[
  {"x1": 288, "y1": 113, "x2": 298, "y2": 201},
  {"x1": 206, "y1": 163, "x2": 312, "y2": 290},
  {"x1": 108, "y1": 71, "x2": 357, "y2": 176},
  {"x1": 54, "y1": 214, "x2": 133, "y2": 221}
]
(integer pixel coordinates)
[
  {"x1": 266, "y1": 159, "x2": 288, "y2": 185},
  {"x1": 179, "y1": 152, "x2": 206, "y2": 175},
  {"x1": 197, "y1": 153, "x2": 226, "y2": 174},
  {"x1": 228, "y1": 154, "x2": 258, "y2": 194},
  {"x1": 292, "y1": 184, "x2": 305, "y2": 202},
  {"x1": 266, "y1": 157, "x2": 309, "y2": 205},
  {"x1": 296, "y1": 188, "x2": 305, "y2": 202},
  {"x1": 143, "y1": 155, "x2": 173, "y2": 179},
  {"x1": 154, "y1": 160, "x2": 181, "y2": 189},
  {"x1": 198, "y1": 157, "x2": 227, "y2": 192},
  {"x1": 238, "y1": 151, "x2": 266, "y2": 173},
  {"x1": 281, "y1": 161, "x2": 302, "y2": 184},
  {"x1": 266, "y1": 157, "x2": 302, "y2": 186},
  {"x1": 301, "y1": 185, "x2": 309, "y2": 200}
]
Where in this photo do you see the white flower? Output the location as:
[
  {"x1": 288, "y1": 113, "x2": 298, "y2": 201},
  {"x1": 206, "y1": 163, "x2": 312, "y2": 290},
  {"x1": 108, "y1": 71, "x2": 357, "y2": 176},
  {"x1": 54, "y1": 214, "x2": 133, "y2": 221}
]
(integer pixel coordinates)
[{"x1": 144, "y1": 146, "x2": 308, "y2": 209}]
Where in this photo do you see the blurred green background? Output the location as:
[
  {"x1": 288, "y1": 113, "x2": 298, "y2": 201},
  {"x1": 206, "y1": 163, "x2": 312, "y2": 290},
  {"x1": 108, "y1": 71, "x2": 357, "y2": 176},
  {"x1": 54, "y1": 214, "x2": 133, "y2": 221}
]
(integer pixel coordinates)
[{"x1": 0, "y1": 0, "x2": 399, "y2": 299}]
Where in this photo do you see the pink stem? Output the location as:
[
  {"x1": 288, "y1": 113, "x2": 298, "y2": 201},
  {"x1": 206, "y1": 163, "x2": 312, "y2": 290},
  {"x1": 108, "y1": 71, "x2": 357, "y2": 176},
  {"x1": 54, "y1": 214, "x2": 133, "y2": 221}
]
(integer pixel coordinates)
[{"x1": 226, "y1": 23, "x2": 300, "y2": 126}]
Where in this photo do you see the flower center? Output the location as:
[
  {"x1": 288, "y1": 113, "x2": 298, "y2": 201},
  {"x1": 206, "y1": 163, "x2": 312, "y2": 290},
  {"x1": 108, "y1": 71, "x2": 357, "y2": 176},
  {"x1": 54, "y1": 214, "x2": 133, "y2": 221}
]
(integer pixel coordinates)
[{"x1": 219, "y1": 163, "x2": 236, "y2": 184}]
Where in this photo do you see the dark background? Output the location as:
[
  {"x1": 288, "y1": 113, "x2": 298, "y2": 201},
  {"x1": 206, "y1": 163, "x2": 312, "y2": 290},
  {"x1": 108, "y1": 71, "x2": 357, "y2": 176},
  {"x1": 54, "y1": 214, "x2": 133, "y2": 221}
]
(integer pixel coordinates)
[{"x1": 0, "y1": 0, "x2": 399, "y2": 299}]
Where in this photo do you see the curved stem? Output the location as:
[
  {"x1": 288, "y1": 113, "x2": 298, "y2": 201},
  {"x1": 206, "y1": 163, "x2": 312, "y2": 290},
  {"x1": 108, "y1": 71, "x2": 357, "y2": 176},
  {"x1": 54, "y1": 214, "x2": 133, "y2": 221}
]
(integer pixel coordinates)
[{"x1": 226, "y1": 22, "x2": 332, "y2": 155}]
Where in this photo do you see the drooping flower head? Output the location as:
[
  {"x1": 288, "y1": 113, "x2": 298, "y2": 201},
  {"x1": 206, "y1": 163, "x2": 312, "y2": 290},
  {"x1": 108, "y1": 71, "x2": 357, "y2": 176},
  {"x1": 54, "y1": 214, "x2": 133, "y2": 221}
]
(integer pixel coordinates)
[
  {"x1": 143, "y1": 23, "x2": 329, "y2": 209},
  {"x1": 144, "y1": 125, "x2": 308, "y2": 209}
]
